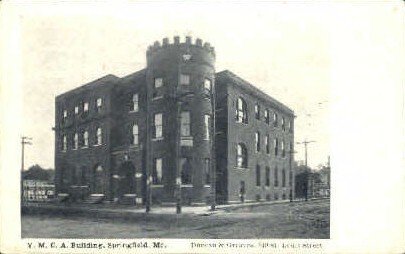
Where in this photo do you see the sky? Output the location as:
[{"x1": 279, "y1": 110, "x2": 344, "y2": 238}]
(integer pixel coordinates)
[{"x1": 18, "y1": 2, "x2": 330, "y2": 170}]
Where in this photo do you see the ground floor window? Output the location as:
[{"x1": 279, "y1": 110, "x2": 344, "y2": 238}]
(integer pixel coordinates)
[
  {"x1": 153, "y1": 158, "x2": 163, "y2": 185},
  {"x1": 180, "y1": 158, "x2": 192, "y2": 185}
]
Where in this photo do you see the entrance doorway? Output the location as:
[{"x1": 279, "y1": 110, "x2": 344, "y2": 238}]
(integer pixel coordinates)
[{"x1": 117, "y1": 161, "x2": 136, "y2": 197}]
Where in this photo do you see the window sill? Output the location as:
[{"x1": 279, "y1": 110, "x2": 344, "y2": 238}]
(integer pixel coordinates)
[
  {"x1": 93, "y1": 144, "x2": 103, "y2": 147},
  {"x1": 72, "y1": 148, "x2": 78, "y2": 151},
  {"x1": 61, "y1": 150, "x2": 67, "y2": 153},
  {"x1": 152, "y1": 137, "x2": 164, "y2": 142},
  {"x1": 81, "y1": 146, "x2": 89, "y2": 149},
  {"x1": 129, "y1": 110, "x2": 139, "y2": 114},
  {"x1": 152, "y1": 96, "x2": 163, "y2": 101},
  {"x1": 151, "y1": 185, "x2": 163, "y2": 188},
  {"x1": 181, "y1": 184, "x2": 193, "y2": 187},
  {"x1": 204, "y1": 184, "x2": 211, "y2": 188},
  {"x1": 234, "y1": 166, "x2": 249, "y2": 170}
]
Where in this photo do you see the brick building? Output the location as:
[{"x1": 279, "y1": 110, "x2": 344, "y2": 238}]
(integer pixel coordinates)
[{"x1": 54, "y1": 36, "x2": 295, "y2": 205}]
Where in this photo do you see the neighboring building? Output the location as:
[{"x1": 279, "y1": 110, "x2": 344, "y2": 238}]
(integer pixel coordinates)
[{"x1": 54, "y1": 36, "x2": 295, "y2": 205}]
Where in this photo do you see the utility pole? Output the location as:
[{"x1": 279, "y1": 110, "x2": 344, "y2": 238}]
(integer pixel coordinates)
[
  {"x1": 21, "y1": 136, "x2": 32, "y2": 205},
  {"x1": 296, "y1": 140, "x2": 315, "y2": 201},
  {"x1": 296, "y1": 140, "x2": 316, "y2": 168}
]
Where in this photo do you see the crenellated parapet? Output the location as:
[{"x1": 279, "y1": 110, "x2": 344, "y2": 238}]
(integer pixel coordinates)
[{"x1": 146, "y1": 36, "x2": 216, "y2": 59}]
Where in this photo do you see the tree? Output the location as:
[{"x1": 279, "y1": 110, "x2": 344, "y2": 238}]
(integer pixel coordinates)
[{"x1": 23, "y1": 164, "x2": 54, "y2": 181}]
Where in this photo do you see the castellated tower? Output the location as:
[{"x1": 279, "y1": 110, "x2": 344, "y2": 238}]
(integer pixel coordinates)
[{"x1": 145, "y1": 36, "x2": 216, "y2": 204}]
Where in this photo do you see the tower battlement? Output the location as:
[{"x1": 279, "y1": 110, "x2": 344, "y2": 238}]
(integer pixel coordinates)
[{"x1": 146, "y1": 36, "x2": 215, "y2": 58}]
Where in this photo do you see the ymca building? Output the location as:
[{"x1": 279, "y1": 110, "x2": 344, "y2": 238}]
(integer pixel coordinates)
[{"x1": 54, "y1": 36, "x2": 295, "y2": 205}]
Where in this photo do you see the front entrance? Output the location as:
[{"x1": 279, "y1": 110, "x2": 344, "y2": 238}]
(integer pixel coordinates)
[
  {"x1": 115, "y1": 161, "x2": 136, "y2": 198},
  {"x1": 92, "y1": 165, "x2": 105, "y2": 194}
]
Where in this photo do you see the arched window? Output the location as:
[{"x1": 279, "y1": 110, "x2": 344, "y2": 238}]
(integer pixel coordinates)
[
  {"x1": 236, "y1": 143, "x2": 248, "y2": 168},
  {"x1": 236, "y1": 97, "x2": 248, "y2": 124},
  {"x1": 281, "y1": 140, "x2": 285, "y2": 157},
  {"x1": 132, "y1": 93, "x2": 139, "y2": 112},
  {"x1": 255, "y1": 132, "x2": 260, "y2": 152},
  {"x1": 273, "y1": 112, "x2": 278, "y2": 126},
  {"x1": 83, "y1": 131, "x2": 89, "y2": 147},
  {"x1": 96, "y1": 127, "x2": 102, "y2": 145},
  {"x1": 73, "y1": 133, "x2": 78, "y2": 150},
  {"x1": 132, "y1": 124, "x2": 139, "y2": 145},
  {"x1": 274, "y1": 138, "x2": 279, "y2": 156}
]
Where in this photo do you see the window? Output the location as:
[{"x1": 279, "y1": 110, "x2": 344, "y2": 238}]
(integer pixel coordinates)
[
  {"x1": 264, "y1": 109, "x2": 269, "y2": 124},
  {"x1": 180, "y1": 111, "x2": 191, "y2": 137},
  {"x1": 154, "y1": 77, "x2": 163, "y2": 88},
  {"x1": 152, "y1": 158, "x2": 163, "y2": 185},
  {"x1": 153, "y1": 113, "x2": 163, "y2": 139},
  {"x1": 265, "y1": 167, "x2": 270, "y2": 186},
  {"x1": 265, "y1": 135, "x2": 270, "y2": 154},
  {"x1": 204, "y1": 114, "x2": 210, "y2": 140},
  {"x1": 132, "y1": 94, "x2": 139, "y2": 112},
  {"x1": 236, "y1": 97, "x2": 248, "y2": 124},
  {"x1": 273, "y1": 112, "x2": 278, "y2": 126},
  {"x1": 74, "y1": 106, "x2": 79, "y2": 115},
  {"x1": 62, "y1": 110, "x2": 67, "y2": 121},
  {"x1": 132, "y1": 124, "x2": 139, "y2": 145},
  {"x1": 282, "y1": 140, "x2": 285, "y2": 157},
  {"x1": 256, "y1": 165, "x2": 261, "y2": 186},
  {"x1": 153, "y1": 78, "x2": 163, "y2": 99},
  {"x1": 96, "y1": 98, "x2": 102, "y2": 112},
  {"x1": 180, "y1": 74, "x2": 190, "y2": 85},
  {"x1": 236, "y1": 143, "x2": 248, "y2": 168},
  {"x1": 73, "y1": 133, "x2": 78, "y2": 149},
  {"x1": 180, "y1": 158, "x2": 192, "y2": 185},
  {"x1": 282, "y1": 169, "x2": 286, "y2": 187},
  {"x1": 255, "y1": 132, "x2": 260, "y2": 152},
  {"x1": 282, "y1": 117, "x2": 285, "y2": 131},
  {"x1": 83, "y1": 102, "x2": 89, "y2": 113},
  {"x1": 83, "y1": 131, "x2": 89, "y2": 147},
  {"x1": 204, "y1": 158, "x2": 210, "y2": 185},
  {"x1": 204, "y1": 78, "x2": 212, "y2": 92},
  {"x1": 274, "y1": 167, "x2": 279, "y2": 187},
  {"x1": 289, "y1": 120, "x2": 293, "y2": 133},
  {"x1": 96, "y1": 127, "x2": 102, "y2": 145},
  {"x1": 62, "y1": 135, "x2": 67, "y2": 151},
  {"x1": 274, "y1": 138, "x2": 279, "y2": 156},
  {"x1": 255, "y1": 104, "x2": 260, "y2": 119}
]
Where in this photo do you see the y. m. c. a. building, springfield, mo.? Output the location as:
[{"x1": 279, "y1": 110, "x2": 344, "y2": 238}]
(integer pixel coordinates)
[{"x1": 54, "y1": 36, "x2": 295, "y2": 206}]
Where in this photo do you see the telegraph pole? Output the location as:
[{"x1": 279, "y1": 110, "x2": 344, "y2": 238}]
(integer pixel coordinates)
[
  {"x1": 21, "y1": 136, "x2": 32, "y2": 205},
  {"x1": 296, "y1": 140, "x2": 316, "y2": 168}
]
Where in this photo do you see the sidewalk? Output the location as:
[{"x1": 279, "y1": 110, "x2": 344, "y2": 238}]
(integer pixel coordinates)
[{"x1": 22, "y1": 197, "x2": 330, "y2": 219}]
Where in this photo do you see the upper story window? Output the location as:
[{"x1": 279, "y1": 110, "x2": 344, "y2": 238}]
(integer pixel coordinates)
[
  {"x1": 255, "y1": 132, "x2": 260, "y2": 152},
  {"x1": 62, "y1": 135, "x2": 67, "y2": 151},
  {"x1": 274, "y1": 138, "x2": 279, "y2": 156},
  {"x1": 132, "y1": 94, "x2": 139, "y2": 112},
  {"x1": 288, "y1": 120, "x2": 293, "y2": 133},
  {"x1": 96, "y1": 127, "x2": 102, "y2": 145},
  {"x1": 281, "y1": 140, "x2": 285, "y2": 158},
  {"x1": 73, "y1": 133, "x2": 78, "y2": 150},
  {"x1": 256, "y1": 165, "x2": 261, "y2": 186},
  {"x1": 83, "y1": 131, "x2": 89, "y2": 147},
  {"x1": 204, "y1": 78, "x2": 212, "y2": 92},
  {"x1": 180, "y1": 111, "x2": 191, "y2": 137},
  {"x1": 273, "y1": 112, "x2": 278, "y2": 127},
  {"x1": 96, "y1": 98, "x2": 103, "y2": 112},
  {"x1": 153, "y1": 113, "x2": 163, "y2": 139},
  {"x1": 281, "y1": 117, "x2": 285, "y2": 131},
  {"x1": 236, "y1": 143, "x2": 248, "y2": 168},
  {"x1": 264, "y1": 109, "x2": 269, "y2": 124},
  {"x1": 236, "y1": 97, "x2": 248, "y2": 124},
  {"x1": 62, "y1": 110, "x2": 67, "y2": 122},
  {"x1": 154, "y1": 77, "x2": 163, "y2": 88},
  {"x1": 132, "y1": 124, "x2": 139, "y2": 145},
  {"x1": 153, "y1": 78, "x2": 164, "y2": 99},
  {"x1": 180, "y1": 158, "x2": 192, "y2": 185},
  {"x1": 83, "y1": 102, "x2": 89, "y2": 113},
  {"x1": 204, "y1": 114, "x2": 210, "y2": 140},
  {"x1": 265, "y1": 167, "x2": 270, "y2": 186},
  {"x1": 152, "y1": 158, "x2": 163, "y2": 185},
  {"x1": 265, "y1": 135, "x2": 270, "y2": 154},
  {"x1": 180, "y1": 74, "x2": 190, "y2": 85},
  {"x1": 255, "y1": 104, "x2": 260, "y2": 119},
  {"x1": 74, "y1": 106, "x2": 79, "y2": 115}
]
